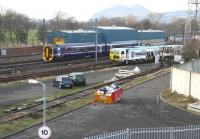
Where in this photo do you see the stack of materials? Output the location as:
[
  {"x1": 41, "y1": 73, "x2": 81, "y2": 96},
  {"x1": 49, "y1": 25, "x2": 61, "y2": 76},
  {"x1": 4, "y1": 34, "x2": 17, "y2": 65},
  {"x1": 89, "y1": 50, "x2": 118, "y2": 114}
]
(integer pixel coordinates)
[{"x1": 104, "y1": 67, "x2": 141, "y2": 83}]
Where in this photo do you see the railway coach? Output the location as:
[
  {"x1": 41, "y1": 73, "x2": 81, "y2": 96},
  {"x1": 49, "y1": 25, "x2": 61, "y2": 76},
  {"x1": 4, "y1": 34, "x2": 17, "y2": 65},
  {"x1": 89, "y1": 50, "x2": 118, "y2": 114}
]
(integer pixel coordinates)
[
  {"x1": 109, "y1": 45, "x2": 183, "y2": 64},
  {"x1": 43, "y1": 41, "x2": 140, "y2": 62},
  {"x1": 43, "y1": 43, "x2": 105, "y2": 62}
]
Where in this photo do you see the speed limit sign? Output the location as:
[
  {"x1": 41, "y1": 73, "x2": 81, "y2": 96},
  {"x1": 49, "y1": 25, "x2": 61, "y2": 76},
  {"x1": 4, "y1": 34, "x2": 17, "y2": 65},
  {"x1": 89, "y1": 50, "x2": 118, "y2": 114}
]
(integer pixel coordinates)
[{"x1": 38, "y1": 126, "x2": 51, "y2": 139}]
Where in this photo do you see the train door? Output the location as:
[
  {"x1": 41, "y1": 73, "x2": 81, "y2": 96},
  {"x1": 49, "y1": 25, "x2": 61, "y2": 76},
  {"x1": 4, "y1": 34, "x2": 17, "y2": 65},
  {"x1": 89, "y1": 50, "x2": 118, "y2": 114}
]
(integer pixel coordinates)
[
  {"x1": 154, "y1": 51, "x2": 160, "y2": 64},
  {"x1": 126, "y1": 49, "x2": 129, "y2": 60},
  {"x1": 120, "y1": 50, "x2": 126, "y2": 62}
]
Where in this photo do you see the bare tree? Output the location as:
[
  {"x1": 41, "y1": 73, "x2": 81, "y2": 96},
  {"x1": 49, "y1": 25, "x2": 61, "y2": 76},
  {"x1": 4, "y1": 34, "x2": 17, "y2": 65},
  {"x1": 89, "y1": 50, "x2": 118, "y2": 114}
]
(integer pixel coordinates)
[
  {"x1": 49, "y1": 11, "x2": 80, "y2": 30},
  {"x1": 97, "y1": 16, "x2": 112, "y2": 26},
  {"x1": 183, "y1": 39, "x2": 200, "y2": 61},
  {"x1": 125, "y1": 14, "x2": 138, "y2": 28},
  {"x1": 141, "y1": 18, "x2": 152, "y2": 30}
]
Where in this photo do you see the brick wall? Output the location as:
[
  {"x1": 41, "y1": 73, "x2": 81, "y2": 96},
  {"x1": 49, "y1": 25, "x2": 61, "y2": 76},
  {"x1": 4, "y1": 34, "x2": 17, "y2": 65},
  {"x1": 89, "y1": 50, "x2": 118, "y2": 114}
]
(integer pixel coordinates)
[{"x1": 2, "y1": 46, "x2": 43, "y2": 56}]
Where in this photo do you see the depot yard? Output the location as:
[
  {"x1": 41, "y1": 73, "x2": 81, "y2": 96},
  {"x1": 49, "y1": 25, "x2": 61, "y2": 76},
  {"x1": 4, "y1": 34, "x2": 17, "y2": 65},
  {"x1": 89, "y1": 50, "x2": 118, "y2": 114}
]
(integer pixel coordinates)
[
  {"x1": 4, "y1": 73, "x2": 200, "y2": 139},
  {"x1": 0, "y1": 63, "x2": 158, "y2": 112},
  {"x1": 0, "y1": 63, "x2": 161, "y2": 138},
  {"x1": 1, "y1": 61, "x2": 199, "y2": 139}
]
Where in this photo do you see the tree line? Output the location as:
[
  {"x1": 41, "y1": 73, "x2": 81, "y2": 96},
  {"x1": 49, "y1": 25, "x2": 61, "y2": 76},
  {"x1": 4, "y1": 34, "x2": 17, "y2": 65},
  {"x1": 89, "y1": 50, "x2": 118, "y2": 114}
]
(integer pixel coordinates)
[{"x1": 0, "y1": 8, "x2": 186, "y2": 48}]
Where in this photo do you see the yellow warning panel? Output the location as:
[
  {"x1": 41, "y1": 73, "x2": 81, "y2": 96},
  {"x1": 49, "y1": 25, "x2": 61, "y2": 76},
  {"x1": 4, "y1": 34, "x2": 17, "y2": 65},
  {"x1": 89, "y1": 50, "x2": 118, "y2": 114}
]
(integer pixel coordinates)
[{"x1": 53, "y1": 37, "x2": 64, "y2": 45}]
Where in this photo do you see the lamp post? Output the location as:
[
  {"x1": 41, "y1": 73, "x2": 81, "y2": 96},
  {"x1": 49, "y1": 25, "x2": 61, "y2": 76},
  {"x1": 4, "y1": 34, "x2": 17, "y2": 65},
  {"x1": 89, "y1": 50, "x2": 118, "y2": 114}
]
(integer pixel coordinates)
[{"x1": 28, "y1": 79, "x2": 46, "y2": 126}]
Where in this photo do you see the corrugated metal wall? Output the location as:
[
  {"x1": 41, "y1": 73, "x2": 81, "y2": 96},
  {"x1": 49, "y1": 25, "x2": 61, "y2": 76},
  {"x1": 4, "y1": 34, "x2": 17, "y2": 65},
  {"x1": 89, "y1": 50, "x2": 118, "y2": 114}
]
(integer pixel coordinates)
[
  {"x1": 47, "y1": 27, "x2": 166, "y2": 44},
  {"x1": 97, "y1": 28, "x2": 138, "y2": 42},
  {"x1": 138, "y1": 31, "x2": 166, "y2": 40},
  {"x1": 47, "y1": 31, "x2": 103, "y2": 44}
]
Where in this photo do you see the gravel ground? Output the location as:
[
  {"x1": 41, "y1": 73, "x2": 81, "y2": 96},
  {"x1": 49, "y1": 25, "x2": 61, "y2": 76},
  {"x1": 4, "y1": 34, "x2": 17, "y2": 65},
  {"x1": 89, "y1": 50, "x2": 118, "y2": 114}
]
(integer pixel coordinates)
[
  {"x1": 5, "y1": 74, "x2": 200, "y2": 139},
  {"x1": 0, "y1": 63, "x2": 158, "y2": 105}
]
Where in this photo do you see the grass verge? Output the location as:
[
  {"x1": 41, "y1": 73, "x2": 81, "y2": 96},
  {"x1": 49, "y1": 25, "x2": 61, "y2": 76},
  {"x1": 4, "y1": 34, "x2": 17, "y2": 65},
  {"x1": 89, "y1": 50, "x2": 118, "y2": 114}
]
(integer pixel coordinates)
[
  {"x1": 0, "y1": 86, "x2": 87, "y2": 116},
  {"x1": 161, "y1": 89, "x2": 198, "y2": 109},
  {"x1": 0, "y1": 95, "x2": 90, "y2": 138}
]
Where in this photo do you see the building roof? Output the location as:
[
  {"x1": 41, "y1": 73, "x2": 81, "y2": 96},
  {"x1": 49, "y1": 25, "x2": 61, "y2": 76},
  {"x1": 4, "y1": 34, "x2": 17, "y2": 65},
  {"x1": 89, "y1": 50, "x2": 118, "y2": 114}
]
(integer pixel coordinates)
[
  {"x1": 138, "y1": 29, "x2": 164, "y2": 33},
  {"x1": 97, "y1": 26, "x2": 136, "y2": 30},
  {"x1": 57, "y1": 30, "x2": 97, "y2": 33}
]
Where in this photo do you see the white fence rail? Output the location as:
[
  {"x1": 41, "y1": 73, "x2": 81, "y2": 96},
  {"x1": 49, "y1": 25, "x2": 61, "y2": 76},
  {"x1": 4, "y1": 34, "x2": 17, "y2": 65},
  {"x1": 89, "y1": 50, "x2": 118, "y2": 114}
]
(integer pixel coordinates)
[{"x1": 83, "y1": 125, "x2": 200, "y2": 139}]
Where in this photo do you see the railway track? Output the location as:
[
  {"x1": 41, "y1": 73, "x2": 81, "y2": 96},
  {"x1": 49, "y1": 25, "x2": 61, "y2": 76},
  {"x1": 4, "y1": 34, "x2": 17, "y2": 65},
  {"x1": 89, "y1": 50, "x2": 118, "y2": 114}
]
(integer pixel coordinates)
[
  {"x1": 0, "y1": 57, "x2": 108, "y2": 72},
  {"x1": 0, "y1": 57, "x2": 111, "y2": 83},
  {"x1": 0, "y1": 66, "x2": 163, "y2": 124}
]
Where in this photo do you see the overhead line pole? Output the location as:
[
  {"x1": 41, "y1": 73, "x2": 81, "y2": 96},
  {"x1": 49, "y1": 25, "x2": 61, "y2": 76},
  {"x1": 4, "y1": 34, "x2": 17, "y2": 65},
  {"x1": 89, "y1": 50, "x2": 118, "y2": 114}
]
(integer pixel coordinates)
[
  {"x1": 95, "y1": 18, "x2": 98, "y2": 62},
  {"x1": 43, "y1": 18, "x2": 45, "y2": 46},
  {"x1": 191, "y1": 0, "x2": 200, "y2": 39}
]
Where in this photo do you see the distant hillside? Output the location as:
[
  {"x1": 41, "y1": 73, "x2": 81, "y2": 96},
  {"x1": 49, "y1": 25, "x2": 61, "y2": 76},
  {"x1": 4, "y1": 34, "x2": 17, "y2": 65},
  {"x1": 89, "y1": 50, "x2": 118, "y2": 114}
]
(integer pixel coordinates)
[
  {"x1": 162, "y1": 10, "x2": 187, "y2": 22},
  {"x1": 92, "y1": 5, "x2": 150, "y2": 20},
  {"x1": 92, "y1": 5, "x2": 187, "y2": 22}
]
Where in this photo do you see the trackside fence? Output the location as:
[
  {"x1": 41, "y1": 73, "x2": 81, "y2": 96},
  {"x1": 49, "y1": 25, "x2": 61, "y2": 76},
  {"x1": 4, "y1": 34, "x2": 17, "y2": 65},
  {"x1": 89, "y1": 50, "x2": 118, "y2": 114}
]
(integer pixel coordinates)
[{"x1": 83, "y1": 125, "x2": 200, "y2": 139}]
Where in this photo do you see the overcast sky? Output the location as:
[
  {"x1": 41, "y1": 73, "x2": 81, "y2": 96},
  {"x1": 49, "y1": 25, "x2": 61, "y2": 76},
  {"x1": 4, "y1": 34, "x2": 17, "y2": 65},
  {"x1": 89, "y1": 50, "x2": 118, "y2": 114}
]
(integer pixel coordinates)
[{"x1": 0, "y1": 0, "x2": 188, "y2": 21}]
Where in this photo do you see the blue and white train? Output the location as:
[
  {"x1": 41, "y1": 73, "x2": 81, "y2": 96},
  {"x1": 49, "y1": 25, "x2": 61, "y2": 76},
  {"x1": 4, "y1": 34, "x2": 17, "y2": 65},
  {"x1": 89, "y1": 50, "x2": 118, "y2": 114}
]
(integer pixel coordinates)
[
  {"x1": 43, "y1": 41, "x2": 139, "y2": 62},
  {"x1": 109, "y1": 45, "x2": 183, "y2": 64}
]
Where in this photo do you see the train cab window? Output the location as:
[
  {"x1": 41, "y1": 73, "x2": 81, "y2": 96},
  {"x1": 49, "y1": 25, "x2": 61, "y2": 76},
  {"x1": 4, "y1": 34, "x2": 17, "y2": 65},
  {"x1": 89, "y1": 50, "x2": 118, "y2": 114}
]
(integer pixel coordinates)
[{"x1": 121, "y1": 51, "x2": 125, "y2": 54}]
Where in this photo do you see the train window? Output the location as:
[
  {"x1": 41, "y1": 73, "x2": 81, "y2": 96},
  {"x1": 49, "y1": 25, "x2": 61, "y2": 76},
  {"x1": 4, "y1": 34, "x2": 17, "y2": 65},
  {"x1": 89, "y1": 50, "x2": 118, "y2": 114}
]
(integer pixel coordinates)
[
  {"x1": 79, "y1": 47, "x2": 84, "y2": 52},
  {"x1": 121, "y1": 51, "x2": 125, "y2": 54},
  {"x1": 67, "y1": 48, "x2": 72, "y2": 52},
  {"x1": 136, "y1": 52, "x2": 146, "y2": 56}
]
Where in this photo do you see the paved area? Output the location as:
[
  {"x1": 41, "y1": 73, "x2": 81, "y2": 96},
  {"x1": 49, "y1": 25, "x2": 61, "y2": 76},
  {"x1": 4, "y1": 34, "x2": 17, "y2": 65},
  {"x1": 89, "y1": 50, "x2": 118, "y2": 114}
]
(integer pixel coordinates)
[
  {"x1": 6, "y1": 74, "x2": 200, "y2": 139},
  {"x1": 0, "y1": 63, "x2": 158, "y2": 105}
]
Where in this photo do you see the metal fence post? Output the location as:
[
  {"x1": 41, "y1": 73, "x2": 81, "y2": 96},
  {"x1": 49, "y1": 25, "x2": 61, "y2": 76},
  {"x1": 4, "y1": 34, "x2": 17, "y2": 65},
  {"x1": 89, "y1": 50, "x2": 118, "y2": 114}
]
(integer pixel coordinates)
[
  {"x1": 170, "y1": 127, "x2": 174, "y2": 139},
  {"x1": 189, "y1": 71, "x2": 192, "y2": 96},
  {"x1": 126, "y1": 128, "x2": 130, "y2": 139}
]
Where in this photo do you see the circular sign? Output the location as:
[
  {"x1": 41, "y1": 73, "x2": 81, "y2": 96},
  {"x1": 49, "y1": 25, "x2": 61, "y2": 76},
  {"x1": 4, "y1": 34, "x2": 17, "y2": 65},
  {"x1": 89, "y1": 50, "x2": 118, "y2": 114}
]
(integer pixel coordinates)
[{"x1": 38, "y1": 126, "x2": 51, "y2": 139}]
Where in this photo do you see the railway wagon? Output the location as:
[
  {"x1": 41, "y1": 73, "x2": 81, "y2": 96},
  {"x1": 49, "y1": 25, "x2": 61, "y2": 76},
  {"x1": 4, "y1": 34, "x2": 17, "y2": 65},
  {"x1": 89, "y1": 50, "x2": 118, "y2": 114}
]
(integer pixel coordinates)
[{"x1": 109, "y1": 45, "x2": 183, "y2": 64}]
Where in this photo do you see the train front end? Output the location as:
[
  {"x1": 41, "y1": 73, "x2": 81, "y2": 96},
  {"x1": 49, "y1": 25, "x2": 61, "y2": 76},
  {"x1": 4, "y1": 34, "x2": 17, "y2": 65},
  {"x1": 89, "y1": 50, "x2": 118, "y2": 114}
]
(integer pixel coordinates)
[
  {"x1": 43, "y1": 45, "x2": 54, "y2": 62},
  {"x1": 109, "y1": 49, "x2": 122, "y2": 62}
]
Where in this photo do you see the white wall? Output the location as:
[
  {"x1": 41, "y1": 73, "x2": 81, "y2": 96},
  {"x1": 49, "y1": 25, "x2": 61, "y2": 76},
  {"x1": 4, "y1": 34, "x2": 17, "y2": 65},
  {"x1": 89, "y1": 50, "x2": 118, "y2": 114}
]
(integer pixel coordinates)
[
  {"x1": 171, "y1": 67, "x2": 200, "y2": 100},
  {"x1": 191, "y1": 73, "x2": 200, "y2": 99},
  {"x1": 171, "y1": 68, "x2": 190, "y2": 96}
]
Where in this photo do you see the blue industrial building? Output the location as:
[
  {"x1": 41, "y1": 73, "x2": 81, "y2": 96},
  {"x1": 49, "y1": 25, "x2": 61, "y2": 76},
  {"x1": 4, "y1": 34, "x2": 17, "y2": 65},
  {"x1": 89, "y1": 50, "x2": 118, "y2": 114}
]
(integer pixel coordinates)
[
  {"x1": 47, "y1": 26, "x2": 166, "y2": 45},
  {"x1": 138, "y1": 30, "x2": 166, "y2": 40},
  {"x1": 47, "y1": 30, "x2": 103, "y2": 44}
]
